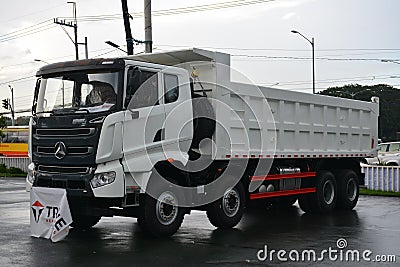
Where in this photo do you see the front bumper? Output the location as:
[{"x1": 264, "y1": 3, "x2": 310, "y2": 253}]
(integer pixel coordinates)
[{"x1": 28, "y1": 159, "x2": 125, "y2": 198}]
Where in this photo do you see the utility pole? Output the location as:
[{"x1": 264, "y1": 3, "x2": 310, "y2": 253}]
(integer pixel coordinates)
[
  {"x1": 144, "y1": 0, "x2": 152, "y2": 53},
  {"x1": 121, "y1": 0, "x2": 134, "y2": 55},
  {"x1": 8, "y1": 85, "x2": 15, "y2": 126},
  {"x1": 84, "y1": 36, "x2": 88, "y2": 59},
  {"x1": 54, "y1": 17, "x2": 77, "y2": 59},
  {"x1": 54, "y1": 2, "x2": 89, "y2": 59}
]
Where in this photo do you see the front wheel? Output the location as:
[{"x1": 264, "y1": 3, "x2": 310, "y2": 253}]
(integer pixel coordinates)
[
  {"x1": 206, "y1": 182, "x2": 245, "y2": 229},
  {"x1": 71, "y1": 214, "x2": 101, "y2": 229},
  {"x1": 141, "y1": 190, "x2": 185, "y2": 237}
]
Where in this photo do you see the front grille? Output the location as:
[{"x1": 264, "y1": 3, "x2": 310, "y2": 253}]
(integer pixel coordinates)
[
  {"x1": 36, "y1": 177, "x2": 86, "y2": 190},
  {"x1": 38, "y1": 165, "x2": 91, "y2": 174},
  {"x1": 37, "y1": 146, "x2": 93, "y2": 155},
  {"x1": 36, "y1": 128, "x2": 95, "y2": 137}
]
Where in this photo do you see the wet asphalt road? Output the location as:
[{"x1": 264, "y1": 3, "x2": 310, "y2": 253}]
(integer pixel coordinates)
[{"x1": 0, "y1": 177, "x2": 399, "y2": 267}]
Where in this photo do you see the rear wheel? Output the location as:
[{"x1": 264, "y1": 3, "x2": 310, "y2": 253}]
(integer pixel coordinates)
[
  {"x1": 206, "y1": 182, "x2": 245, "y2": 229},
  {"x1": 336, "y1": 169, "x2": 359, "y2": 210},
  {"x1": 299, "y1": 171, "x2": 337, "y2": 213}
]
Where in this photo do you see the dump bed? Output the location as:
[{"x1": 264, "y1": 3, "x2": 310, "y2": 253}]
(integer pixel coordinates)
[{"x1": 214, "y1": 82, "x2": 379, "y2": 159}]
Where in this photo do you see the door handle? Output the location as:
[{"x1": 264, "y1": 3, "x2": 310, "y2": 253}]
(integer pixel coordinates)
[{"x1": 130, "y1": 110, "x2": 139, "y2": 119}]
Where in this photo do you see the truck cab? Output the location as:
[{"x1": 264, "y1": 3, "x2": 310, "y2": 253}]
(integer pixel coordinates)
[{"x1": 27, "y1": 52, "x2": 199, "y2": 231}]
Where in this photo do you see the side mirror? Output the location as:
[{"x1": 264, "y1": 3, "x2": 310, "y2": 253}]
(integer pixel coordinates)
[{"x1": 32, "y1": 78, "x2": 41, "y2": 115}]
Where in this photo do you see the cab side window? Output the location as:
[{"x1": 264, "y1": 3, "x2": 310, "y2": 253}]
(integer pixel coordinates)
[
  {"x1": 126, "y1": 68, "x2": 159, "y2": 109},
  {"x1": 164, "y1": 74, "x2": 179, "y2": 104}
]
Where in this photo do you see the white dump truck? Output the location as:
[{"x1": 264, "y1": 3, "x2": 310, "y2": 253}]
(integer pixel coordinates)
[{"x1": 26, "y1": 48, "x2": 379, "y2": 236}]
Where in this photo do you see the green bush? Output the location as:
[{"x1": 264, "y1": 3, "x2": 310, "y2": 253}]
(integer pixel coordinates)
[
  {"x1": 0, "y1": 163, "x2": 26, "y2": 175},
  {"x1": 0, "y1": 163, "x2": 7, "y2": 173}
]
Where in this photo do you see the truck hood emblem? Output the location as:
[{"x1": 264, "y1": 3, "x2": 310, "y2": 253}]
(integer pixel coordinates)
[{"x1": 54, "y1": 141, "x2": 67, "y2": 159}]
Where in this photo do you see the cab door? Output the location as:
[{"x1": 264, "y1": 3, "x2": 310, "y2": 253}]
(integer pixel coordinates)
[
  {"x1": 122, "y1": 67, "x2": 166, "y2": 164},
  {"x1": 160, "y1": 70, "x2": 193, "y2": 158}
]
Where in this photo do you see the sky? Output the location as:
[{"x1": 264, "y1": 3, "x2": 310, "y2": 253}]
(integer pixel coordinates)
[{"x1": 1, "y1": 0, "x2": 400, "y2": 116}]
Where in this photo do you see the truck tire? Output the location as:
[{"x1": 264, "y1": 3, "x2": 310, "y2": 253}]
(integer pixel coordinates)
[
  {"x1": 191, "y1": 97, "x2": 215, "y2": 148},
  {"x1": 335, "y1": 169, "x2": 359, "y2": 210},
  {"x1": 71, "y1": 215, "x2": 101, "y2": 229},
  {"x1": 299, "y1": 171, "x2": 337, "y2": 213},
  {"x1": 141, "y1": 189, "x2": 185, "y2": 237},
  {"x1": 206, "y1": 182, "x2": 245, "y2": 229}
]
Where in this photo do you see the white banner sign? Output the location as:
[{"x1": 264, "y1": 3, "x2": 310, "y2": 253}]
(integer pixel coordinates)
[{"x1": 30, "y1": 187, "x2": 73, "y2": 242}]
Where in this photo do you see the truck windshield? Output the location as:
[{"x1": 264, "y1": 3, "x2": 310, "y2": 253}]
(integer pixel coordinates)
[{"x1": 35, "y1": 71, "x2": 119, "y2": 115}]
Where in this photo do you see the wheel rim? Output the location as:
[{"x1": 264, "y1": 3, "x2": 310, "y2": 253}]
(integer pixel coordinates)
[
  {"x1": 346, "y1": 178, "x2": 357, "y2": 202},
  {"x1": 222, "y1": 188, "x2": 240, "y2": 217},
  {"x1": 322, "y1": 180, "x2": 335, "y2": 205},
  {"x1": 156, "y1": 191, "x2": 178, "y2": 225}
]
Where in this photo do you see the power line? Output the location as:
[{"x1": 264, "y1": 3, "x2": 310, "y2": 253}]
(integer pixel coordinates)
[
  {"x1": 156, "y1": 44, "x2": 400, "y2": 52},
  {"x1": 0, "y1": 75, "x2": 35, "y2": 86},
  {"x1": 0, "y1": 20, "x2": 52, "y2": 38},
  {"x1": 0, "y1": 0, "x2": 276, "y2": 43},
  {"x1": 275, "y1": 77, "x2": 400, "y2": 87},
  {"x1": 272, "y1": 74, "x2": 400, "y2": 86},
  {"x1": 0, "y1": 47, "x2": 116, "y2": 70},
  {"x1": 0, "y1": 4, "x2": 65, "y2": 24},
  {"x1": 231, "y1": 54, "x2": 400, "y2": 62},
  {"x1": 0, "y1": 21, "x2": 57, "y2": 43},
  {"x1": 56, "y1": 0, "x2": 276, "y2": 22}
]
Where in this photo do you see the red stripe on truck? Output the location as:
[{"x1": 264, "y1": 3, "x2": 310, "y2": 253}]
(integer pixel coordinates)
[
  {"x1": 250, "y1": 172, "x2": 316, "y2": 181},
  {"x1": 250, "y1": 187, "x2": 316, "y2": 200}
]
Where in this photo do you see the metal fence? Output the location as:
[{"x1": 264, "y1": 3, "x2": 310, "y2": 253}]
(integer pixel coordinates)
[
  {"x1": 0, "y1": 157, "x2": 30, "y2": 173},
  {"x1": 362, "y1": 165, "x2": 400, "y2": 192}
]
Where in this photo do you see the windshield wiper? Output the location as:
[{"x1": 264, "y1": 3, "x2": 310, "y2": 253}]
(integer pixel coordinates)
[
  {"x1": 53, "y1": 107, "x2": 89, "y2": 115},
  {"x1": 35, "y1": 110, "x2": 54, "y2": 115}
]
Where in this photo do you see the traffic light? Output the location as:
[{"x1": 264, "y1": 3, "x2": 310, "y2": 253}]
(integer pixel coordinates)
[{"x1": 2, "y1": 98, "x2": 9, "y2": 110}]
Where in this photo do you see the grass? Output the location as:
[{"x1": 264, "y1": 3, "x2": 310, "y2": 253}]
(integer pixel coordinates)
[
  {"x1": 360, "y1": 188, "x2": 400, "y2": 197},
  {"x1": 0, "y1": 173, "x2": 27, "y2": 177}
]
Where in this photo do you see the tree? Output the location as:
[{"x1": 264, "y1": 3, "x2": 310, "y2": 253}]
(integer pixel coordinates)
[
  {"x1": 319, "y1": 84, "x2": 400, "y2": 142},
  {"x1": 0, "y1": 116, "x2": 7, "y2": 139}
]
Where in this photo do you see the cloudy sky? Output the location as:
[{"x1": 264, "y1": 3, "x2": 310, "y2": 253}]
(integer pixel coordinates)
[{"x1": 1, "y1": 0, "x2": 400, "y2": 115}]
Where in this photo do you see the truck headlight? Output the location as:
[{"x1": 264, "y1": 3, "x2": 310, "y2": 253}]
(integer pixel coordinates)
[
  {"x1": 27, "y1": 162, "x2": 35, "y2": 184},
  {"x1": 91, "y1": 171, "x2": 116, "y2": 188}
]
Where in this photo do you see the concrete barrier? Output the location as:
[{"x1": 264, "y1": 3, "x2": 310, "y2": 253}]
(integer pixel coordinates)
[
  {"x1": 0, "y1": 157, "x2": 30, "y2": 173},
  {"x1": 362, "y1": 165, "x2": 400, "y2": 192}
]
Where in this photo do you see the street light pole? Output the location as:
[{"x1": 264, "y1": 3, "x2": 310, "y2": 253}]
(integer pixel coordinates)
[
  {"x1": 67, "y1": 1, "x2": 78, "y2": 60},
  {"x1": 291, "y1": 30, "x2": 315, "y2": 94},
  {"x1": 311, "y1": 37, "x2": 315, "y2": 94}
]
